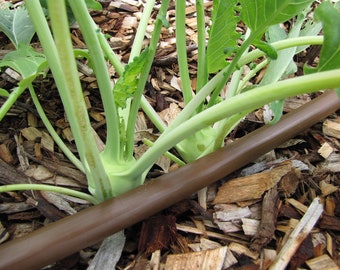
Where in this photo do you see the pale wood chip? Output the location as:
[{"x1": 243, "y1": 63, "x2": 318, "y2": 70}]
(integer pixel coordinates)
[
  {"x1": 27, "y1": 111, "x2": 38, "y2": 127},
  {"x1": 40, "y1": 191, "x2": 77, "y2": 215},
  {"x1": 322, "y1": 152, "x2": 340, "y2": 172},
  {"x1": 89, "y1": 110, "x2": 105, "y2": 122},
  {"x1": 158, "y1": 103, "x2": 181, "y2": 126},
  {"x1": 41, "y1": 131, "x2": 54, "y2": 152},
  {"x1": 320, "y1": 180, "x2": 339, "y2": 196},
  {"x1": 24, "y1": 165, "x2": 54, "y2": 181},
  {"x1": 214, "y1": 221, "x2": 241, "y2": 233},
  {"x1": 149, "y1": 250, "x2": 161, "y2": 270},
  {"x1": 165, "y1": 246, "x2": 230, "y2": 270},
  {"x1": 62, "y1": 127, "x2": 74, "y2": 142},
  {"x1": 318, "y1": 141, "x2": 334, "y2": 159},
  {"x1": 326, "y1": 232, "x2": 334, "y2": 257},
  {"x1": 306, "y1": 254, "x2": 339, "y2": 270},
  {"x1": 21, "y1": 127, "x2": 42, "y2": 141},
  {"x1": 213, "y1": 161, "x2": 293, "y2": 204},
  {"x1": 269, "y1": 198, "x2": 324, "y2": 270},
  {"x1": 242, "y1": 218, "x2": 260, "y2": 236},
  {"x1": 323, "y1": 117, "x2": 340, "y2": 139},
  {"x1": 176, "y1": 223, "x2": 244, "y2": 243},
  {"x1": 229, "y1": 242, "x2": 259, "y2": 260},
  {"x1": 286, "y1": 198, "x2": 308, "y2": 213},
  {"x1": 198, "y1": 187, "x2": 207, "y2": 210},
  {"x1": 214, "y1": 204, "x2": 252, "y2": 221}
]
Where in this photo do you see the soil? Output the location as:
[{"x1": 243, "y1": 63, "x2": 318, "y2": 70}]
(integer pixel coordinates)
[{"x1": 0, "y1": 1, "x2": 339, "y2": 269}]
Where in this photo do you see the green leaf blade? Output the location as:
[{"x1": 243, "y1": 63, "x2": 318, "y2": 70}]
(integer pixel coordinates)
[
  {"x1": 0, "y1": 44, "x2": 47, "y2": 78},
  {"x1": 206, "y1": 0, "x2": 240, "y2": 73},
  {"x1": 0, "y1": 5, "x2": 35, "y2": 47},
  {"x1": 113, "y1": 48, "x2": 149, "y2": 108},
  {"x1": 240, "y1": 0, "x2": 314, "y2": 34},
  {"x1": 313, "y1": 2, "x2": 340, "y2": 72}
]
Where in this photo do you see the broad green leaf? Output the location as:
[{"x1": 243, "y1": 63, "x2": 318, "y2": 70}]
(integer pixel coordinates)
[
  {"x1": 0, "y1": 4, "x2": 35, "y2": 48},
  {"x1": 0, "y1": 44, "x2": 47, "y2": 121},
  {"x1": 262, "y1": 7, "x2": 316, "y2": 124},
  {"x1": 206, "y1": 0, "x2": 239, "y2": 73},
  {"x1": 239, "y1": 0, "x2": 314, "y2": 35},
  {"x1": 0, "y1": 88, "x2": 9, "y2": 97},
  {"x1": 113, "y1": 48, "x2": 149, "y2": 108},
  {"x1": 313, "y1": 2, "x2": 340, "y2": 72},
  {"x1": 262, "y1": 9, "x2": 306, "y2": 124},
  {"x1": 84, "y1": 0, "x2": 102, "y2": 11},
  {"x1": 0, "y1": 44, "x2": 47, "y2": 78}
]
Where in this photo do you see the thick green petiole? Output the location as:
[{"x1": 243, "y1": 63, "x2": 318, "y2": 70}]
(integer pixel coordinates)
[
  {"x1": 0, "y1": 184, "x2": 98, "y2": 204},
  {"x1": 131, "y1": 69, "x2": 340, "y2": 178},
  {"x1": 25, "y1": 0, "x2": 113, "y2": 202}
]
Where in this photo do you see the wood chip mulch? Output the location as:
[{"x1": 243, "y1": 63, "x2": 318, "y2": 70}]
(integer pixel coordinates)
[{"x1": 0, "y1": 1, "x2": 339, "y2": 269}]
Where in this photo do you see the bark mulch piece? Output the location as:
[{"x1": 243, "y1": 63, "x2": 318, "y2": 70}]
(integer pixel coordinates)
[{"x1": 0, "y1": 0, "x2": 339, "y2": 269}]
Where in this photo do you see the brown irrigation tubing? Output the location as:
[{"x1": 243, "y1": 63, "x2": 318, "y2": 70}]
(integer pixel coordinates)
[{"x1": 0, "y1": 90, "x2": 340, "y2": 270}]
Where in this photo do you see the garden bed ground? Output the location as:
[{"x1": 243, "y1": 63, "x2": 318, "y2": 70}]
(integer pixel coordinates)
[{"x1": 0, "y1": 0, "x2": 340, "y2": 269}]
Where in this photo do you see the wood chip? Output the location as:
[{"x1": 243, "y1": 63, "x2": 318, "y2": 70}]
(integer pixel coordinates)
[
  {"x1": 306, "y1": 254, "x2": 339, "y2": 270},
  {"x1": 176, "y1": 223, "x2": 245, "y2": 243},
  {"x1": 165, "y1": 246, "x2": 232, "y2": 270},
  {"x1": 322, "y1": 152, "x2": 340, "y2": 172},
  {"x1": 62, "y1": 127, "x2": 74, "y2": 142},
  {"x1": 229, "y1": 242, "x2": 259, "y2": 260},
  {"x1": 323, "y1": 117, "x2": 340, "y2": 139},
  {"x1": 0, "y1": 222, "x2": 10, "y2": 244},
  {"x1": 214, "y1": 204, "x2": 252, "y2": 221},
  {"x1": 109, "y1": 1, "x2": 139, "y2": 12},
  {"x1": 286, "y1": 198, "x2": 308, "y2": 213},
  {"x1": 158, "y1": 103, "x2": 181, "y2": 126},
  {"x1": 241, "y1": 218, "x2": 260, "y2": 236},
  {"x1": 0, "y1": 143, "x2": 14, "y2": 164},
  {"x1": 21, "y1": 127, "x2": 42, "y2": 141},
  {"x1": 40, "y1": 191, "x2": 77, "y2": 215},
  {"x1": 251, "y1": 186, "x2": 279, "y2": 252},
  {"x1": 41, "y1": 131, "x2": 54, "y2": 152},
  {"x1": 269, "y1": 198, "x2": 324, "y2": 270},
  {"x1": 320, "y1": 180, "x2": 339, "y2": 196},
  {"x1": 213, "y1": 161, "x2": 293, "y2": 204},
  {"x1": 149, "y1": 250, "x2": 161, "y2": 270},
  {"x1": 0, "y1": 202, "x2": 35, "y2": 214},
  {"x1": 138, "y1": 215, "x2": 177, "y2": 255},
  {"x1": 318, "y1": 141, "x2": 334, "y2": 159}
]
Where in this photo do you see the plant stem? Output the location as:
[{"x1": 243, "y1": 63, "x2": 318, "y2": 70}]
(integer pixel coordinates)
[
  {"x1": 68, "y1": 0, "x2": 121, "y2": 162},
  {"x1": 143, "y1": 138, "x2": 186, "y2": 166},
  {"x1": 0, "y1": 184, "x2": 98, "y2": 204},
  {"x1": 0, "y1": 87, "x2": 26, "y2": 121},
  {"x1": 25, "y1": 0, "x2": 113, "y2": 201},
  {"x1": 238, "y1": 36, "x2": 324, "y2": 67},
  {"x1": 196, "y1": 0, "x2": 208, "y2": 92},
  {"x1": 162, "y1": 35, "x2": 325, "y2": 137},
  {"x1": 124, "y1": 0, "x2": 170, "y2": 158},
  {"x1": 129, "y1": 0, "x2": 156, "y2": 62},
  {"x1": 238, "y1": 59, "x2": 269, "y2": 91},
  {"x1": 97, "y1": 32, "x2": 124, "y2": 75},
  {"x1": 132, "y1": 69, "x2": 340, "y2": 178},
  {"x1": 175, "y1": 0, "x2": 193, "y2": 105},
  {"x1": 140, "y1": 95, "x2": 167, "y2": 132},
  {"x1": 28, "y1": 85, "x2": 84, "y2": 172},
  {"x1": 206, "y1": 33, "x2": 254, "y2": 107}
]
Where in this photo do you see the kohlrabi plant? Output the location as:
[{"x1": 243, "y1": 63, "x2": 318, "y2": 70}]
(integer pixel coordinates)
[{"x1": 0, "y1": 0, "x2": 339, "y2": 207}]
